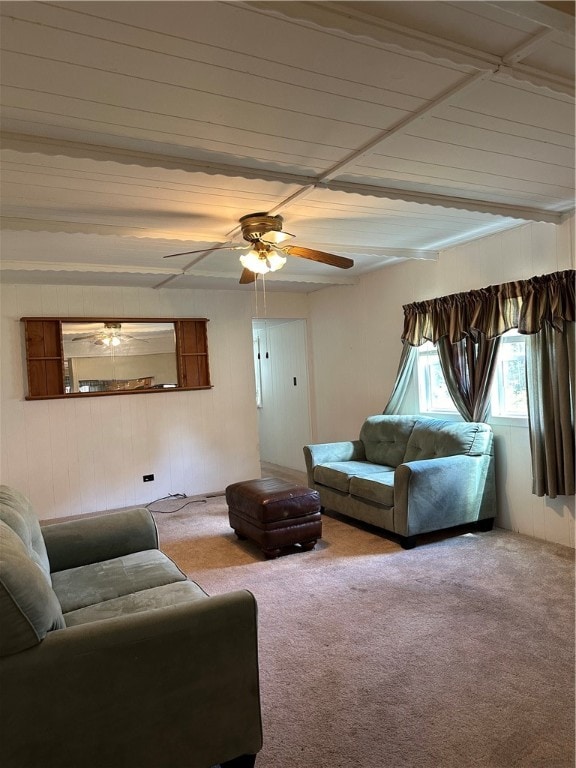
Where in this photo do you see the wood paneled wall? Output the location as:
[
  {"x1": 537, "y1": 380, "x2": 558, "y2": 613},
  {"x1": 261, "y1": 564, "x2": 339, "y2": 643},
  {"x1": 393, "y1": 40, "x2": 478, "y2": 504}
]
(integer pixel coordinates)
[
  {"x1": 308, "y1": 218, "x2": 575, "y2": 547},
  {"x1": 0, "y1": 284, "x2": 265, "y2": 519}
]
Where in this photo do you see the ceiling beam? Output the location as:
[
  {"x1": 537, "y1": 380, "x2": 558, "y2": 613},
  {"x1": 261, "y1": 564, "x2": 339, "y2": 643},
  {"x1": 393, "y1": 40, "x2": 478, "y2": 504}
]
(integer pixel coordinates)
[
  {"x1": 247, "y1": 1, "x2": 575, "y2": 93},
  {"x1": 317, "y1": 70, "x2": 493, "y2": 183},
  {"x1": 1, "y1": 136, "x2": 566, "y2": 227},
  {"x1": 503, "y1": 27, "x2": 560, "y2": 64},
  {"x1": 152, "y1": 268, "x2": 358, "y2": 290},
  {"x1": 0, "y1": 132, "x2": 319, "y2": 188},
  {"x1": 190, "y1": 269, "x2": 357, "y2": 286},
  {"x1": 247, "y1": 1, "x2": 502, "y2": 71},
  {"x1": 321, "y1": 181, "x2": 566, "y2": 224},
  {"x1": 0, "y1": 215, "x2": 227, "y2": 241},
  {"x1": 0, "y1": 260, "x2": 179, "y2": 276},
  {"x1": 490, "y1": 1, "x2": 575, "y2": 34}
]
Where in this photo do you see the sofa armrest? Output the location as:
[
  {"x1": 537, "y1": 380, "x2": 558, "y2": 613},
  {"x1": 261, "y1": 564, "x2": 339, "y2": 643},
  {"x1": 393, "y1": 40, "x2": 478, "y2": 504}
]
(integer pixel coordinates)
[
  {"x1": 41, "y1": 507, "x2": 159, "y2": 572},
  {"x1": 304, "y1": 440, "x2": 366, "y2": 486},
  {"x1": 394, "y1": 454, "x2": 493, "y2": 537},
  {"x1": 0, "y1": 590, "x2": 262, "y2": 768}
]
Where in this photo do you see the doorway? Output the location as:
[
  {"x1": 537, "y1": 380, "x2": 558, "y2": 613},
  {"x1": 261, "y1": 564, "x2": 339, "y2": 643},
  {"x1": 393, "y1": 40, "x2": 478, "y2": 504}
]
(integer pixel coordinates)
[{"x1": 252, "y1": 319, "x2": 312, "y2": 472}]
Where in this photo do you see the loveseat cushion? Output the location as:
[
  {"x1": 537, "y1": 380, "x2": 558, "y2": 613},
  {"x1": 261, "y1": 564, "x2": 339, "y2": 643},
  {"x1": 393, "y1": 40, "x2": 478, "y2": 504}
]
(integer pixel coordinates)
[
  {"x1": 360, "y1": 416, "x2": 417, "y2": 467},
  {"x1": 314, "y1": 461, "x2": 389, "y2": 494},
  {"x1": 51, "y1": 549, "x2": 187, "y2": 613},
  {"x1": 403, "y1": 419, "x2": 492, "y2": 462},
  {"x1": 349, "y1": 471, "x2": 395, "y2": 507},
  {"x1": 0, "y1": 486, "x2": 51, "y2": 582},
  {"x1": 63, "y1": 581, "x2": 209, "y2": 627},
  {"x1": 0, "y1": 521, "x2": 65, "y2": 656}
]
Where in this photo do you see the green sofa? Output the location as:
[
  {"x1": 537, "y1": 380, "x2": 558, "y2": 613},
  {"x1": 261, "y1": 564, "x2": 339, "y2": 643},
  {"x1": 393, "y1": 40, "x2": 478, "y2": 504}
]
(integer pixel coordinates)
[
  {"x1": 0, "y1": 485, "x2": 262, "y2": 768},
  {"x1": 304, "y1": 415, "x2": 496, "y2": 548}
]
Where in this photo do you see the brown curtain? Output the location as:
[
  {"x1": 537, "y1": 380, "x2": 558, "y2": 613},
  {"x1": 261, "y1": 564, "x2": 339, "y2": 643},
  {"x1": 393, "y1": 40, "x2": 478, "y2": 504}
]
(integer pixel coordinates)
[
  {"x1": 526, "y1": 323, "x2": 575, "y2": 497},
  {"x1": 401, "y1": 269, "x2": 575, "y2": 496},
  {"x1": 436, "y1": 335, "x2": 501, "y2": 422}
]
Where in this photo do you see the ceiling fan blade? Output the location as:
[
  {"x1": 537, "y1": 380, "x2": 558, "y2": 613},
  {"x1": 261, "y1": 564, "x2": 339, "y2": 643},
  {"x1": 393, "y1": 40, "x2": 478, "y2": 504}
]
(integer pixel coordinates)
[
  {"x1": 281, "y1": 245, "x2": 354, "y2": 269},
  {"x1": 119, "y1": 334, "x2": 148, "y2": 342},
  {"x1": 163, "y1": 243, "x2": 244, "y2": 259},
  {"x1": 239, "y1": 268, "x2": 257, "y2": 284}
]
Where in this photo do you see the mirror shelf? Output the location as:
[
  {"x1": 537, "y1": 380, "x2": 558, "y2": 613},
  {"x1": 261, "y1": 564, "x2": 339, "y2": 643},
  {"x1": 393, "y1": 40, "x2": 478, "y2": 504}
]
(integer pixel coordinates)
[{"x1": 21, "y1": 317, "x2": 211, "y2": 400}]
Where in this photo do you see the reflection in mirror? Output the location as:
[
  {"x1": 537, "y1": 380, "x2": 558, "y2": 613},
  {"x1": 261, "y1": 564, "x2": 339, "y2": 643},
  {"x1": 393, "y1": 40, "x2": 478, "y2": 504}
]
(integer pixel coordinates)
[{"x1": 61, "y1": 322, "x2": 177, "y2": 394}]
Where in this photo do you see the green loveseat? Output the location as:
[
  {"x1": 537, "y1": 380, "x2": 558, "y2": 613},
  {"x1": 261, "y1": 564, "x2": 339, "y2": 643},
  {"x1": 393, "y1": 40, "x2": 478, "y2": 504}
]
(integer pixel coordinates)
[
  {"x1": 304, "y1": 415, "x2": 496, "y2": 548},
  {"x1": 0, "y1": 485, "x2": 262, "y2": 768}
]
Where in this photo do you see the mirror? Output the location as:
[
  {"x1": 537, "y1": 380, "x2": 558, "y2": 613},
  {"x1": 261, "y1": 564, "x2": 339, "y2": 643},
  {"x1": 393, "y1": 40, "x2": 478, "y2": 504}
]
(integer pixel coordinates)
[
  {"x1": 21, "y1": 317, "x2": 211, "y2": 399},
  {"x1": 61, "y1": 322, "x2": 177, "y2": 393}
]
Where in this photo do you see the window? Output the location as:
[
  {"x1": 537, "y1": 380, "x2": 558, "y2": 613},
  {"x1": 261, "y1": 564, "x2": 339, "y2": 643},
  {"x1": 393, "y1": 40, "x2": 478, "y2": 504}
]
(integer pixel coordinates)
[
  {"x1": 490, "y1": 330, "x2": 527, "y2": 418},
  {"x1": 417, "y1": 341, "x2": 458, "y2": 414},
  {"x1": 416, "y1": 331, "x2": 528, "y2": 419}
]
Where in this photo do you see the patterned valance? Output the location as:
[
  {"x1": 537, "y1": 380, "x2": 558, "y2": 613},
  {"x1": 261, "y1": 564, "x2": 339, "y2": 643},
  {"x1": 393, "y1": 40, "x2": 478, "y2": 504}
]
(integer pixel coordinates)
[{"x1": 402, "y1": 269, "x2": 575, "y2": 346}]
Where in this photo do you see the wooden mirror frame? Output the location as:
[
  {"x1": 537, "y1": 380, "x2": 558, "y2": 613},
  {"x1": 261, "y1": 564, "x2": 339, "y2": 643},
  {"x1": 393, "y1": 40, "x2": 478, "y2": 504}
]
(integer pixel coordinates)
[{"x1": 21, "y1": 317, "x2": 211, "y2": 400}]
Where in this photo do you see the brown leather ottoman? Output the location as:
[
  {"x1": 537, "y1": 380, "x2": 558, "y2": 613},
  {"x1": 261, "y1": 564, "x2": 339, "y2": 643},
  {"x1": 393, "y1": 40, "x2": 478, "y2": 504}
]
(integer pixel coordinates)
[{"x1": 225, "y1": 477, "x2": 322, "y2": 559}]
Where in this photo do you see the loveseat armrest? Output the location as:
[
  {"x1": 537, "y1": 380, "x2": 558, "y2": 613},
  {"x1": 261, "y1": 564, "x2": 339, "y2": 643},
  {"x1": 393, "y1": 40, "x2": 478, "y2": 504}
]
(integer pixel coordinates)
[
  {"x1": 394, "y1": 453, "x2": 494, "y2": 537},
  {"x1": 42, "y1": 507, "x2": 158, "y2": 572},
  {"x1": 304, "y1": 440, "x2": 366, "y2": 485},
  {"x1": 0, "y1": 589, "x2": 262, "y2": 768}
]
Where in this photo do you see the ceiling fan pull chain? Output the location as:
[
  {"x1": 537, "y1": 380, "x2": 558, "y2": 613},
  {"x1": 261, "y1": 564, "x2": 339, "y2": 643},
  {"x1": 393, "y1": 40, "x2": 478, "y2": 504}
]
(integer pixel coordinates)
[
  {"x1": 253, "y1": 275, "x2": 259, "y2": 319},
  {"x1": 262, "y1": 274, "x2": 270, "y2": 359},
  {"x1": 251, "y1": 274, "x2": 270, "y2": 358}
]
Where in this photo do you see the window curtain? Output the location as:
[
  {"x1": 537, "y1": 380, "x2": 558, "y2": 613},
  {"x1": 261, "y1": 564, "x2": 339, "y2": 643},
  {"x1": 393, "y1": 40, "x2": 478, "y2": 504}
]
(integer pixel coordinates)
[
  {"x1": 436, "y1": 334, "x2": 501, "y2": 422},
  {"x1": 521, "y1": 271, "x2": 575, "y2": 498},
  {"x1": 383, "y1": 342, "x2": 417, "y2": 414},
  {"x1": 400, "y1": 288, "x2": 504, "y2": 423},
  {"x1": 398, "y1": 269, "x2": 575, "y2": 497},
  {"x1": 526, "y1": 323, "x2": 575, "y2": 497}
]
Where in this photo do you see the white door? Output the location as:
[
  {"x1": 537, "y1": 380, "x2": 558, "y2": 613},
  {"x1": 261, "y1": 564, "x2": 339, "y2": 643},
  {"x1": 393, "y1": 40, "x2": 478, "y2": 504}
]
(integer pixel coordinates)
[{"x1": 253, "y1": 319, "x2": 311, "y2": 471}]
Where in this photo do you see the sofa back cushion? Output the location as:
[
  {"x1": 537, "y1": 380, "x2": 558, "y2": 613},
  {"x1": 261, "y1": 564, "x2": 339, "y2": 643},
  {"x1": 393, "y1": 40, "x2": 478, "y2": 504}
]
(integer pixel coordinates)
[
  {"x1": 360, "y1": 416, "x2": 418, "y2": 467},
  {"x1": 0, "y1": 521, "x2": 65, "y2": 656},
  {"x1": 0, "y1": 485, "x2": 51, "y2": 582},
  {"x1": 403, "y1": 418, "x2": 493, "y2": 462}
]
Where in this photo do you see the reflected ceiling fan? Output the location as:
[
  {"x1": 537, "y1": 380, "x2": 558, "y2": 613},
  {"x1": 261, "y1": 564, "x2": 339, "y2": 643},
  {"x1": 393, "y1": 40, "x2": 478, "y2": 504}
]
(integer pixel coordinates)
[
  {"x1": 163, "y1": 212, "x2": 354, "y2": 283},
  {"x1": 70, "y1": 323, "x2": 143, "y2": 347}
]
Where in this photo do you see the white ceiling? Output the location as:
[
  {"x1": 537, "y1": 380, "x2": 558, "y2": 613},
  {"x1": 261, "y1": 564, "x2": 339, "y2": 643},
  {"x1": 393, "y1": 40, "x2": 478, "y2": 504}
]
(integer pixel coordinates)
[{"x1": 1, "y1": 1, "x2": 574, "y2": 293}]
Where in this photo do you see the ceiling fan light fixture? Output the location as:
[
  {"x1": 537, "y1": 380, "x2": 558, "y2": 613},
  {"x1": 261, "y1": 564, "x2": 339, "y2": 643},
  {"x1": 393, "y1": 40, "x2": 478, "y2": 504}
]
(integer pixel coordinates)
[
  {"x1": 266, "y1": 250, "x2": 287, "y2": 271},
  {"x1": 240, "y1": 250, "x2": 270, "y2": 274},
  {"x1": 102, "y1": 323, "x2": 122, "y2": 346},
  {"x1": 102, "y1": 334, "x2": 121, "y2": 347}
]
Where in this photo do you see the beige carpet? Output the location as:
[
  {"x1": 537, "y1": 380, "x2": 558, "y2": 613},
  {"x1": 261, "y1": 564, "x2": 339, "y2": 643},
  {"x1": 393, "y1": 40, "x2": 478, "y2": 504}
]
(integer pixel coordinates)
[{"x1": 150, "y1": 494, "x2": 575, "y2": 768}]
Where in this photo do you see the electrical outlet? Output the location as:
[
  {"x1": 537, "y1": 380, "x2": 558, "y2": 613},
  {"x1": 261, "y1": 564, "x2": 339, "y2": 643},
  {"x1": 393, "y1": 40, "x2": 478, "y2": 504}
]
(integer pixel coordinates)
[{"x1": 143, "y1": 474, "x2": 154, "y2": 482}]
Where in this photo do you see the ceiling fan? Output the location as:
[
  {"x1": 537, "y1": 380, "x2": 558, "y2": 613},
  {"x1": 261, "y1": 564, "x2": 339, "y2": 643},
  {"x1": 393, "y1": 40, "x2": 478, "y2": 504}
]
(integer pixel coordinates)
[
  {"x1": 70, "y1": 323, "x2": 142, "y2": 347},
  {"x1": 163, "y1": 212, "x2": 354, "y2": 283}
]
